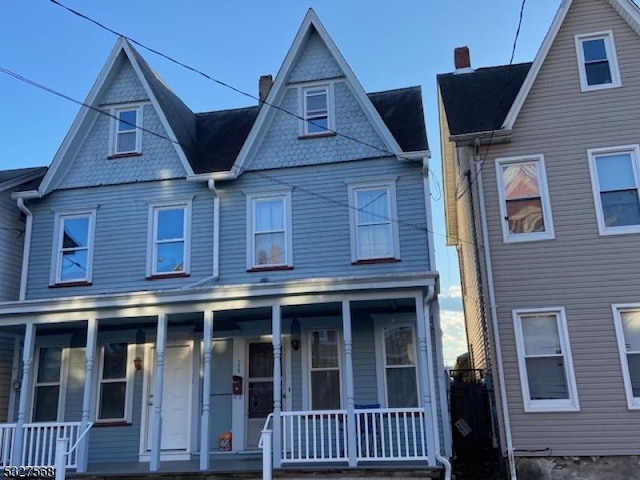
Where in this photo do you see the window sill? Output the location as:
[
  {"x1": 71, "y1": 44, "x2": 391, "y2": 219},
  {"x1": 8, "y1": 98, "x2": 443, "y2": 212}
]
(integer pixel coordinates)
[
  {"x1": 49, "y1": 281, "x2": 92, "y2": 288},
  {"x1": 352, "y1": 258, "x2": 400, "y2": 265},
  {"x1": 247, "y1": 265, "x2": 294, "y2": 273},
  {"x1": 298, "y1": 132, "x2": 336, "y2": 140},
  {"x1": 108, "y1": 152, "x2": 142, "y2": 160},
  {"x1": 146, "y1": 272, "x2": 190, "y2": 280},
  {"x1": 93, "y1": 421, "x2": 132, "y2": 428}
]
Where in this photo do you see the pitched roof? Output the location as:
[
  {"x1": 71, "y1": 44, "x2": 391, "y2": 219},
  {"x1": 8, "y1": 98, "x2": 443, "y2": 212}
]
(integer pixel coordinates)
[
  {"x1": 0, "y1": 167, "x2": 47, "y2": 193},
  {"x1": 437, "y1": 62, "x2": 531, "y2": 136}
]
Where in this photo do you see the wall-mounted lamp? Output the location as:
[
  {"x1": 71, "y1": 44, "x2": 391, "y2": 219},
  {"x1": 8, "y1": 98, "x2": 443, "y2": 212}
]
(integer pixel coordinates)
[
  {"x1": 133, "y1": 357, "x2": 143, "y2": 371},
  {"x1": 291, "y1": 318, "x2": 301, "y2": 351},
  {"x1": 291, "y1": 337, "x2": 300, "y2": 351}
]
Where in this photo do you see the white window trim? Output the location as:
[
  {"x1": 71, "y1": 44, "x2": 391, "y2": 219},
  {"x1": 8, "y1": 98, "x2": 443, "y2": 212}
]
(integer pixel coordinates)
[
  {"x1": 512, "y1": 307, "x2": 580, "y2": 412},
  {"x1": 245, "y1": 190, "x2": 293, "y2": 270},
  {"x1": 373, "y1": 314, "x2": 419, "y2": 408},
  {"x1": 347, "y1": 179, "x2": 401, "y2": 262},
  {"x1": 30, "y1": 336, "x2": 71, "y2": 422},
  {"x1": 302, "y1": 327, "x2": 343, "y2": 411},
  {"x1": 587, "y1": 144, "x2": 640, "y2": 236},
  {"x1": 612, "y1": 304, "x2": 640, "y2": 409},
  {"x1": 146, "y1": 200, "x2": 192, "y2": 277},
  {"x1": 574, "y1": 31, "x2": 621, "y2": 92},
  {"x1": 495, "y1": 155, "x2": 555, "y2": 243},
  {"x1": 109, "y1": 104, "x2": 144, "y2": 156},
  {"x1": 94, "y1": 340, "x2": 136, "y2": 423},
  {"x1": 299, "y1": 83, "x2": 334, "y2": 136},
  {"x1": 50, "y1": 208, "x2": 98, "y2": 286}
]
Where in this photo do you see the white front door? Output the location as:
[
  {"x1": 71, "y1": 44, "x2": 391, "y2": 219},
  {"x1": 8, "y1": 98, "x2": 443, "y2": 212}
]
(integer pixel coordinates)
[{"x1": 145, "y1": 343, "x2": 193, "y2": 456}]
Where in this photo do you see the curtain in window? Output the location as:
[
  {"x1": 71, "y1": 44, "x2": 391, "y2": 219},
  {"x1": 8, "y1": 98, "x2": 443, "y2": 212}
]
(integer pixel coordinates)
[
  {"x1": 502, "y1": 163, "x2": 545, "y2": 234},
  {"x1": 255, "y1": 199, "x2": 285, "y2": 265},
  {"x1": 357, "y1": 189, "x2": 392, "y2": 258}
]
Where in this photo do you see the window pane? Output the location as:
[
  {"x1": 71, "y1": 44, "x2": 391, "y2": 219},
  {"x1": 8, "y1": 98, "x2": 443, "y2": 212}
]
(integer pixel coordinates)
[
  {"x1": 311, "y1": 330, "x2": 338, "y2": 369},
  {"x1": 306, "y1": 90, "x2": 327, "y2": 113},
  {"x1": 156, "y1": 242, "x2": 184, "y2": 272},
  {"x1": 600, "y1": 190, "x2": 640, "y2": 227},
  {"x1": 585, "y1": 62, "x2": 612, "y2": 86},
  {"x1": 506, "y1": 198, "x2": 545, "y2": 233},
  {"x1": 157, "y1": 209, "x2": 184, "y2": 240},
  {"x1": 311, "y1": 370, "x2": 340, "y2": 410},
  {"x1": 502, "y1": 163, "x2": 540, "y2": 200},
  {"x1": 385, "y1": 326, "x2": 414, "y2": 366},
  {"x1": 63, "y1": 218, "x2": 89, "y2": 249},
  {"x1": 103, "y1": 343, "x2": 127, "y2": 380},
  {"x1": 306, "y1": 117, "x2": 328, "y2": 133},
  {"x1": 582, "y1": 38, "x2": 607, "y2": 62},
  {"x1": 386, "y1": 368, "x2": 418, "y2": 408},
  {"x1": 627, "y1": 353, "x2": 640, "y2": 397},
  {"x1": 526, "y1": 357, "x2": 569, "y2": 400},
  {"x1": 249, "y1": 343, "x2": 273, "y2": 378},
  {"x1": 255, "y1": 200, "x2": 284, "y2": 231},
  {"x1": 596, "y1": 154, "x2": 636, "y2": 191},
  {"x1": 254, "y1": 232, "x2": 285, "y2": 265},
  {"x1": 621, "y1": 311, "x2": 640, "y2": 351},
  {"x1": 358, "y1": 224, "x2": 392, "y2": 259},
  {"x1": 117, "y1": 131, "x2": 137, "y2": 152},
  {"x1": 33, "y1": 386, "x2": 59, "y2": 422},
  {"x1": 118, "y1": 110, "x2": 136, "y2": 132},
  {"x1": 357, "y1": 189, "x2": 389, "y2": 224},
  {"x1": 521, "y1": 315, "x2": 561, "y2": 356},
  {"x1": 37, "y1": 347, "x2": 61, "y2": 383},
  {"x1": 61, "y1": 250, "x2": 88, "y2": 281},
  {"x1": 99, "y1": 382, "x2": 126, "y2": 419},
  {"x1": 248, "y1": 381, "x2": 273, "y2": 418}
]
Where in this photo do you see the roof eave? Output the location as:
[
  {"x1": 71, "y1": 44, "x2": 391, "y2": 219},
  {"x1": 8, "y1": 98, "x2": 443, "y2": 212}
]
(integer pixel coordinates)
[{"x1": 449, "y1": 129, "x2": 512, "y2": 146}]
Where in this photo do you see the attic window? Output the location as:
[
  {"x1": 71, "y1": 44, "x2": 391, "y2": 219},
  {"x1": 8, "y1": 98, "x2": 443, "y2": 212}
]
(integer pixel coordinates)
[
  {"x1": 111, "y1": 106, "x2": 143, "y2": 156},
  {"x1": 575, "y1": 31, "x2": 621, "y2": 92},
  {"x1": 302, "y1": 85, "x2": 332, "y2": 136}
]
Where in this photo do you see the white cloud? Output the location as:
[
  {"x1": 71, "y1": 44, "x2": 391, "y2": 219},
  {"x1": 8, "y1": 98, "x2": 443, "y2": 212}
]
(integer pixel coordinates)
[
  {"x1": 439, "y1": 309, "x2": 467, "y2": 367},
  {"x1": 440, "y1": 285, "x2": 462, "y2": 299}
]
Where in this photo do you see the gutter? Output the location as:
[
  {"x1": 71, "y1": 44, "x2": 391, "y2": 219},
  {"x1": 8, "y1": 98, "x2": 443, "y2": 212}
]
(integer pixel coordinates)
[
  {"x1": 16, "y1": 198, "x2": 33, "y2": 301},
  {"x1": 449, "y1": 129, "x2": 512, "y2": 147}
]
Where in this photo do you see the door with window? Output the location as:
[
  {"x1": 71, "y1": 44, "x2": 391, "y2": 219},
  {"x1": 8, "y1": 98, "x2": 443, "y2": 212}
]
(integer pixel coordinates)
[{"x1": 32, "y1": 346, "x2": 64, "y2": 422}]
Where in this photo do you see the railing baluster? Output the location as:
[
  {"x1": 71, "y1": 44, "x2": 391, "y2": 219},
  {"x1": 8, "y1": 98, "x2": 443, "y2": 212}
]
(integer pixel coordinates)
[
  {"x1": 403, "y1": 412, "x2": 408, "y2": 456},
  {"x1": 373, "y1": 411, "x2": 379, "y2": 459}
]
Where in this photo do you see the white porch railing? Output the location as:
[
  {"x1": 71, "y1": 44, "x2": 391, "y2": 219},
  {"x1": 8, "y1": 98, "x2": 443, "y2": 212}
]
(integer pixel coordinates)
[
  {"x1": 0, "y1": 424, "x2": 16, "y2": 467},
  {"x1": 281, "y1": 410, "x2": 348, "y2": 463}
]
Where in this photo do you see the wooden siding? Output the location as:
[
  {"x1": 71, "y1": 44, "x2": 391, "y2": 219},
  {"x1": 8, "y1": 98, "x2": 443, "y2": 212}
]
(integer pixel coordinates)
[
  {"x1": 0, "y1": 334, "x2": 15, "y2": 422},
  {"x1": 438, "y1": 88, "x2": 458, "y2": 246},
  {"x1": 480, "y1": 0, "x2": 640, "y2": 456},
  {"x1": 0, "y1": 193, "x2": 24, "y2": 302}
]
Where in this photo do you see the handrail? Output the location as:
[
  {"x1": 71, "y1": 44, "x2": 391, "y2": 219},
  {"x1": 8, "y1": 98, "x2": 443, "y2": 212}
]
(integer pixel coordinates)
[
  {"x1": 67, "y1": 422, "x2": 93, "y2": 456},
  {"x1": 258, "y1": 414, "x2": 273, "y2": 449}
]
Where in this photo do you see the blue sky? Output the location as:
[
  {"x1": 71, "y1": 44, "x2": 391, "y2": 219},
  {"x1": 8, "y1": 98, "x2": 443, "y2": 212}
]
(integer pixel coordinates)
[{"x1": 0, "y1": 0, "x2": 562, "y2": 364}]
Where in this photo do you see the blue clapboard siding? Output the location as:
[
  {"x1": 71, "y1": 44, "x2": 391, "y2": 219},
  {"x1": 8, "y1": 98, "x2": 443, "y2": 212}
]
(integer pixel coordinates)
[
  {"x1": 0, "y1": 333, "x2": 16, "y2": 422},
  {"x1": 0, "y1": 193, "x2": 24, "y2": 302},
  {"x1": 351, "y1": 314, "x2": 378, "y2": 405},
  {"x1": 209, "y1": 339, "x2": 233, "y2": 449}
]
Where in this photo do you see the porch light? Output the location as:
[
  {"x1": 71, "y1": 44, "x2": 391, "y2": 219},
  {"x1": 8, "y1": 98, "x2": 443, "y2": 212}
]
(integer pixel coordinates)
[
  {"x1": 133, "y1": 357, "x2": 143, "y2": 371},
  {"x1": 291, "y1": 337, "x2": 300, "y2": 351}
]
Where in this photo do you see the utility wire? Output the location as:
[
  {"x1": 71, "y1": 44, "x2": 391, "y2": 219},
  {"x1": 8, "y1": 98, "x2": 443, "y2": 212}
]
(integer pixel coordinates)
[{"x1": 455, "y1": 0, "x2": 527, "y2": 200}]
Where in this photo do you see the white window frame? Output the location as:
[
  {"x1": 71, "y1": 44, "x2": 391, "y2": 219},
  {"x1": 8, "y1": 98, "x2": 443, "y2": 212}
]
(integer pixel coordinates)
[
  {"x1": 575, "y1": 31, "x2": 621, "y2": 92},
  {"x1": 303, "y1": 328, "x2": 343, "y2": 411},
  {"x1": 587, "y1": 145, "x2": 640, "y2": 236},
  {"x1": 246, "y1": 190, "x2": 293, "y2": 270},
  {"x1": 348, "y1": 179, "x2": 401, "y2": 262},
  {"x1": 495, "y1": 155, "x2": 555, "y2": 243},
  {"x1": 300, "y1": 83, "x2": 333, "y2": 136},
  {"x1": 512, "y1": 307, "x2": 580, "y2": 412},
  {"x1": 50, "y1": 208, "x2": 97, "y2": 285},
  {"x1": 146, "y1": 200, "x2": 192, "y2": 277},
  {"x1": 30, "y1": 337, "x2": 71, "y2": 422},
  {"x1": 95, "y1": 341, "x2": 136, "y2": 423},
  {"x1": 612, "y1": 305, "x2": 640, "y2": 409},
  {"x1": 109, "y1": 104, "x2": 143, "y2": 155}
]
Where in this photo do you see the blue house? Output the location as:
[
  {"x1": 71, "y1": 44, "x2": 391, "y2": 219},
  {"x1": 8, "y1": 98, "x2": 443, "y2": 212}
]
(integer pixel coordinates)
[{"x1": 0, "y1": 10, "x2": 450, "y2": 477}]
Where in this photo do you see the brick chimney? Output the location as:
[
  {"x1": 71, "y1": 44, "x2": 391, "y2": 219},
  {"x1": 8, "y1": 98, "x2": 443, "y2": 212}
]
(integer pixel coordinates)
[
  {"x1": 259, "y1": 75, "x2": 273, "y2": 104},
  {"x1": 454, "y1": 47, "x2": 473, "y2": 73}
]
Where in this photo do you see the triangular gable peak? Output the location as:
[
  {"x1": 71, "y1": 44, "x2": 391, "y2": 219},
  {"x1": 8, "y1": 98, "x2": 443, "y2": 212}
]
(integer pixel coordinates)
[
  {"x1": 231, "y1": 8, "x2": 403, "y2": 176},
  {"x1": 502, "y1": 0, "x2": 640, "y2": 129},
  {"x1": 39, "y1": 38, "x2": 194, "y2": 195}
]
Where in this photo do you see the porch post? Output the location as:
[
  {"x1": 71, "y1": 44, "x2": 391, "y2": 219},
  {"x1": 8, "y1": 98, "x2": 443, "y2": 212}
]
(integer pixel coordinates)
[
  {"x1": 77, "y1": 317, "x2": 97, "y2": 472},
  {"x1": 200, "y1": 310, "x2": 213, "y2": 471},
  {"x1": 150, "y1": 313, "x2": 167, "y2": 472},
  {"x1": 415, "y1": 296, "x2": 436, "y2": 466},
  {"x1": 342, "y1": 300, "x2": 357, "y2": 467},
  {"x1": 271, "y1": 304, "x2": 282, "y2": 469},
  {"x1": 13, "y1": 323, "x2": 36, "y2": 465}
]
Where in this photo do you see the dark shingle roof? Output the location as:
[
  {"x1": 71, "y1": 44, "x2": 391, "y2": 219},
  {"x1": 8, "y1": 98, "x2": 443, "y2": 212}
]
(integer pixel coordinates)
[
  {"x1": 437, "y1": 62, "x2": 532, "y2": 136},
  {"x1": 0, "y1": 167, "x2": 47, "y2": 192}
]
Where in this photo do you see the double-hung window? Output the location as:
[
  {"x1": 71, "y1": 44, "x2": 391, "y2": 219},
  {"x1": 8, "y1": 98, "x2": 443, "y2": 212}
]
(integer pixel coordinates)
[
  {"x1": 588, "y1": 145, "x2": 640, "y2": 235},
  {"x1": 496, "y1": 155, "x2": 554, "y2": 242},
  {"x1": 51, "y1": 210, "x2": 97, "y2": 285},
  {"x1": 513, "y1": 308, "x2": 579, "y2": 412},
  {"x1": 97, "y1": 342, "x2": 134, "y2": 422},
  {"x1": 111, "y1": 106, "x2": 142, "y2": 155},
  {"x1": 302, "y1": 85, "x2": 331, "y2": 136},
  {"x1": 32, "y1": 346, "x2": 66, "y2": 422},
  {"x1": 348, "y1": 180, "x2": 400, "y2": 262},
  {"x1": 612, "y1": 306, "x2": 640, "y2": 409},
  {"x1": 575, "y1": 31, "x2": 621, "y2": 91},
  {"x1": 382, "y1": 325, "x2": 418, "y2": 408},
  {"x1": 247, "y1": 191, "x2": 292, "y2": 270},
  {"x1": 309, "y1": 329, "x2": 341, "y2": 410},
  {"x1": 148, "y1": 202, "x2": 191, "y2": 277}
]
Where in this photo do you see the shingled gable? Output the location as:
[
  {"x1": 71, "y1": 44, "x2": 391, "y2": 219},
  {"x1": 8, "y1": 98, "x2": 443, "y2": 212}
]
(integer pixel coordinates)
[
  {"x1": 37, "y1": 37, "x2": 195, "y2": 196},
  {"x1": 230, "y1": 8, "x2": 411, "y2": 177}
]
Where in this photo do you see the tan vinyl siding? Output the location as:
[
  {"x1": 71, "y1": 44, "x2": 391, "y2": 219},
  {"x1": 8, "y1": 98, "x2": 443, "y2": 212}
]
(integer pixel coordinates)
[
  {"x1": 438, "y1": 88, "x2": 458, "y2": 246},
  {"x1": 481, "y1": 0, "x2": 640, "y2": 456}
]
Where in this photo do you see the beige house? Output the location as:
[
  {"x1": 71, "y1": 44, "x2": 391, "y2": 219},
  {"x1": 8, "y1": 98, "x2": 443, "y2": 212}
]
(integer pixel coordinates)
[{"x1": 438, "y1": 0, "x2": 640, "y2": 478}]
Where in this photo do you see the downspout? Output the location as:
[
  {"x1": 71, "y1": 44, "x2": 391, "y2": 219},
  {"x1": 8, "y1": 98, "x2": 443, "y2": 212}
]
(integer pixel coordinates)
[
  {"x1": 475, "y1": 151, "x2": 517, "y2": 480},
  {"x1": 16, "y1": 198, "x2": 32, "y2": 301},
  {"x1": 185, "y1": 179, "x2": 219, "y2": 288}
]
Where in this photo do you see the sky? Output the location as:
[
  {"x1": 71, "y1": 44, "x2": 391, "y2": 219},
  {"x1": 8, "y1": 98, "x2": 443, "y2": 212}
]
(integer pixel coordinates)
[{"x1": 0, "y1": 0, "x2": 564, "y2": 365}]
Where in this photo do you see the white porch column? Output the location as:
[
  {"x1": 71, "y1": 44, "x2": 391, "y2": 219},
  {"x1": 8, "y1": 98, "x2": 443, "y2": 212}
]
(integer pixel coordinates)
[
  {"x1": 77, "y1": 317, "x2": 97, "y2": 472},
  {"x1": 415, "y1": 295, "x2": 436, "y2": 466},
  {"x1": 200, "y1": 310, "x2": 213, "y2": 471},
  {"x1": 150, "y1": 313, "x2": 167, "y2": 472},
  {"x1": 342, "y1": 300, "x2": 357, "y2": 467},
  {"x1": 271, "y1": 305, "x2": 282, "y2": 469},
  {"x1": 13, "y1": 323, "x2": 36, "y2": 464}
]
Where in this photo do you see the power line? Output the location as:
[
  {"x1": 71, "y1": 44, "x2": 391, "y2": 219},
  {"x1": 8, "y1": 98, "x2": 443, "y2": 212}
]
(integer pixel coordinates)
[{"x1": 455, "y1": 0, "x2": 527, "y2": 200}]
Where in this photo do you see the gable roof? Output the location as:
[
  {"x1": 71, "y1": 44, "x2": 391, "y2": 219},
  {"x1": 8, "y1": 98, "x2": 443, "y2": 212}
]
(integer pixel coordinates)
[{"x1": 0, "y1": 167, "x2": 47, "y2": 193}]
